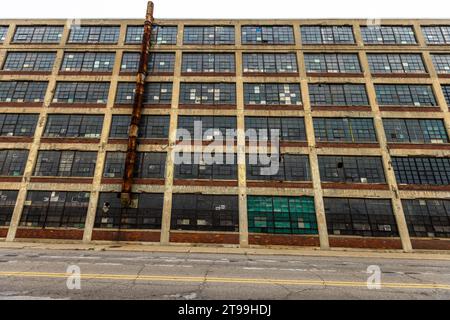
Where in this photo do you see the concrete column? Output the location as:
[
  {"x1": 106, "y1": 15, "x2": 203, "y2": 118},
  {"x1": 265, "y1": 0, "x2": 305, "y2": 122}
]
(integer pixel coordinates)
[
  {"x1": 160, "y1": 24, "x2": 183, "y2": 245},
  {"x1": 82, "y1": 47, "x2": 125, "y2": 242},
  {"x1": 6, "y1": 44, "x2": 68, "y2": 242},
  {"x1": 235, "y1": 23, "x2": 249, "y2": 248},
  {"x1": 296, "y1": 26, "x2": 330, "y2": 250},
  {"x1": 3, "y1": 23, "x2": 16, "y2": 46},
  {"x1": 356, "y1": 24, "x2": 413, "y2": 252}
]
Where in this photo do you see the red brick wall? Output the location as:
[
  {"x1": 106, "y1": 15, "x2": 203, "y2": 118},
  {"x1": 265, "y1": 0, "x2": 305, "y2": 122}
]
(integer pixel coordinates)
[
  {"x1": 412, "y1": 239, "x2": 450, "y2": 251},
  {"x1": 0, "y1": 228, "x2": 7, "y2": 238},
  {"x1": 92, "y1": 230, "x2": 161, "y2": 242},
  {"x1": 249, "y1": 234, "x2": 321, "y2": 247},
  {"x1": 170, "y1": 232, "x2": 240, "y2": 245},
  {"x1": 16, "y1": 228, "x2": 84, "y2": 240},
  {"x1": 329, "y1": 236, "x2": 403, "y2": 250}
]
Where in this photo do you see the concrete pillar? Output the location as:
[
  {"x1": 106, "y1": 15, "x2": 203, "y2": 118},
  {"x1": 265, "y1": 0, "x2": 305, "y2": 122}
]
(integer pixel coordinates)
[
  {"x1": 355, "y1": 24, "x2": 412, "y2": 252},
  {"x1": 160, "y1": 24, "x2": 183, "y2": 245},
  {"x1": 296, "y1": 26, "x2": 330, "y2": 250},
  {"x1": 235, "y1": 23, "x2": 249, "y2": 248},
  {"x1": 82, "y1": 43, "x2": 125, "y2": 242},
  {"x1": 3, "y1": 23, "x2": 16, "y2": 46}
]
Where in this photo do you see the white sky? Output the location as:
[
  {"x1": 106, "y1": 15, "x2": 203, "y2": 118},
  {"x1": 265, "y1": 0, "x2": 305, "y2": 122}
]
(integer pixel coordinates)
[{"x1": 0, "y1": 0, "x2": 448, "y2": 19}]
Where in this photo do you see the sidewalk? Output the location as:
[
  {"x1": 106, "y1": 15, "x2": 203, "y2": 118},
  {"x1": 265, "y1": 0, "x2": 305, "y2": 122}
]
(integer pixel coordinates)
[{"x1": 1, "y1": 239, "x2": 450, "y2": 261}]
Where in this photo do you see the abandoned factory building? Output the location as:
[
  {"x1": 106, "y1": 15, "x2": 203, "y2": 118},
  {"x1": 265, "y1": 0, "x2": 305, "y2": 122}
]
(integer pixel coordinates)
[{"x1": 0, "y1": 16, "x2": 450, "y2": 252}]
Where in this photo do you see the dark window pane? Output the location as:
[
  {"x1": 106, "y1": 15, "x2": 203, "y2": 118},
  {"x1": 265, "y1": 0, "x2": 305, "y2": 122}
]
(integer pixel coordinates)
[
  {"x1": 20, "y1": 191, "x2": 89, "y2": 228},
  {"x1": 325, "y1": 198, "x2": 398, "y2": 237},
  {"x1": 172, "y1": 194, "x2": 239, "y2": 232},
  {"x1": 95, "y1": 193, "x2": 164, "y2": 230}
]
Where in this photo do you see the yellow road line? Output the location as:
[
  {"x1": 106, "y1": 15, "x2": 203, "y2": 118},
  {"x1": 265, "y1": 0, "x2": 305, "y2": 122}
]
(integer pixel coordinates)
[{"x1": 1, "y1": 271, "x2": 449, "y2": 291}]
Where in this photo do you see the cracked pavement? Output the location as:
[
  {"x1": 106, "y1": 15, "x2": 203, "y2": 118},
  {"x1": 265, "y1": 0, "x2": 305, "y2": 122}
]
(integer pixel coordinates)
[{"x1": 0, "y1": 248, "x2": 449, "y2": 300}]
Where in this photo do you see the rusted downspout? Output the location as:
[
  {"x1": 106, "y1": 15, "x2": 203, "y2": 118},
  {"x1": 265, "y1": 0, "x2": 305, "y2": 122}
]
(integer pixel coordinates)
[{"x1": 120, "y1": 1, "x2": 154, "y2": 207}]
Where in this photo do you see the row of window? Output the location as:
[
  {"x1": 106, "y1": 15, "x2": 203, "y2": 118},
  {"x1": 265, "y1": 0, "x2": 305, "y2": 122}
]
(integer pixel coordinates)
[
  {"x1": 1, "y1": 113, "x2": 448, "y2": 147},
  {"x1": 2, "y1": 25, "x2": 450, "y2": 45},
  {"x1": 4, "y1": 51, "x2": 450, "y2": 75},
  {"x1": 2, "y1": 147, "x2": 450, "y2": 187},
  {"x1": 2, "y1": 81, "x2": 448, "y2": 107},
  {"x1": 2, "y1": 113, "x2": 448, "y2": 146},
  {"x1": 0, "y1": 192, "x2": 448, "y2": 239}
]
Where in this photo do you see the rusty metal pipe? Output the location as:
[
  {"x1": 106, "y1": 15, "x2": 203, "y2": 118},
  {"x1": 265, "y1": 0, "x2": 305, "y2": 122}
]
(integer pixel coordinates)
[{"x1": 120, "y1": 1, "x2": 154, "y2": 207}]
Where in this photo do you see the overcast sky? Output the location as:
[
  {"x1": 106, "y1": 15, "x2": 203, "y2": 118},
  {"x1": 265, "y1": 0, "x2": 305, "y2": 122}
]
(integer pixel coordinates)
[{"x1": 0, "y1": 0, "x2": 447, "y2": 19}]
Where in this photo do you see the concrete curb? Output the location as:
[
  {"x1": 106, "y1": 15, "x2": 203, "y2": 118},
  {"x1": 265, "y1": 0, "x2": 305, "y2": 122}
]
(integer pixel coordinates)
[{"x1": 1, "y1": 240, "x2": 450, "y2": 261}]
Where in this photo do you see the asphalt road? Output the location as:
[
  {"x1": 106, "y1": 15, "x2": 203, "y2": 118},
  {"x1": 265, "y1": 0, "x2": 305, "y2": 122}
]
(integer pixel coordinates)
[{"x1": 0, "y1": 248, "x2": 449, "y2": 300}]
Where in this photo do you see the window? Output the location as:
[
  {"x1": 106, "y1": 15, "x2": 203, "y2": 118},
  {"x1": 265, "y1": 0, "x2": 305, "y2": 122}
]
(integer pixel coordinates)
[
  {"x1": 242, "y1": 26, "x2": 295, "y2": 45},
  {"x1": 61, "y1": 52, "x2": 115, "y2": 72},
  {"x1": 403, "y1": 199, "x2": 450, "y2": 238},
  {"x1": 393, "y1": 157, "x2": 450, "y2": 186},
  {"x1": 34, "y1": 151, "x2": 97, "y2": 177},
  {"x1": 148, "y1": 53, "x2": 175, "y2": 74},
  {"x1": 245, "y1": 117, "x2": 306, "y2": 141},
  {"x1": 384, "y1": 119, "x2": 448, "y2": 144},
  {"x1": 177, "y1": 116, "x2": 237, "y2": 140},
  {"x1": 184, "y1": 26, "x2": 235, "y2": 45},
  {"x1": 180, "y1": 83, "x2": 236, "y2": 105},
  {"x1": 53, "y1": 82, "x2": 110, "y2": 104},
  {"x1": 120, "y1": 53, "x2": 140, "y2": 72},
  {"x1": 20, "y1": 191, "x2": 89, "y2": 228},
  {"x1": 2, "y1": 52, "x2": 56, "y2": 72},
  {"x1": 135, "y1": 153, "x2": 167, "y2": 179},
  {"x1": 13, "y1": 26, "x2": 63, "y2": 43},
  {"x1": 248, "y1": 196, "x2": 317, "y2": 235},
  {"x1": 325, "y1": 198, "x2": 398, "y2": 237},
  {"x1": 309, "y1": 84, "x2": 369, "y2": 107},
  {"x1": 319, "y1": 156, "x2": 386, "y2": 184},
  {"x1": 243, "y1": 53, "x2": 298, "y2": 74},
  {"x1": 121, "y1": 52, "x2": 176, "y2": 74},
  {"x1": 0, "y1": 81, "x2": 48, "y2": 103},
  {"x1": 125, "y1": 25, "x2": 178, "y2": 45},
  {"x1": 0, "y1": 191, "x2": 17, "y2": 227},
  {"x1": 172, "y1": 194, "x2": 239, "y2": 232},
  {"x1": 431, "y1": 54, "x2": 450, "y2": 74},
  {"x1": 0, "y1": 114, "x2": 38, "y2": 137},
  {"x1": 0, "y1": 26, "x2": 8, "y2": 43},
  {"x1": 68, "y1": 26, "x2": 120, "y2": 44},
  {"x1": 44, "y1": 114, "x2": 104, "y2": 138},
  {"x1": 361, "y1": 26, "x2": 417, "y2": 44},
  {"x1": 367, "y1": 53, "x2": 426, "y2": 74},
  {"x1": 247, "y1": 154, "x2": 311, "y2": 182},
  {"x1": 109, "y1": 115, "x2": 170, "y2": 139},
  {"x1": 304, "y1": 53, "x2": 361, "y2": 74},
  {"x1": 152, "y1": 25, "x2": 178, "y2": 44},
  {"x1": 375, "y1": 84, "x2": 437, "y2": 107},
  {"x1": 443, "y1": 85, "x2": 450, "y2": 105},
  {"x1": 301, "y1": 26, "x2": 355, "y2": 44},
  {"x1": 0, "y1": 150, "x2": 29, "y2": 176},
  {"x1": 125, "y1": 26, "x2": 143, "y2": 44},
  {"x1": 115, "y1": 82, "x2": 172, "y2": 105},
  {"x1": 95, "y1": 193, "x2": 164, "y2": 230},
  {"x1": 182, "y1": 53, "x2": 235, "y2": 73},
  {"x1": 314, "y1": 118, "x2": 377, "y2": 143},
  {"x1": 104, "y1": 152, "x2": 166, "y2": 179},
  {"x1": 244, "y1": 83, "x2": 301, "y2": 106},
  {"x1": 175, "y1": 153, "x2": 237, "y2": 180},
  {"x1": 103, "y1": 152, "x2": 125, "y2": 178},
  {"x1": 422, "y1": 26, "x2": 450, "y2": 45}
]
